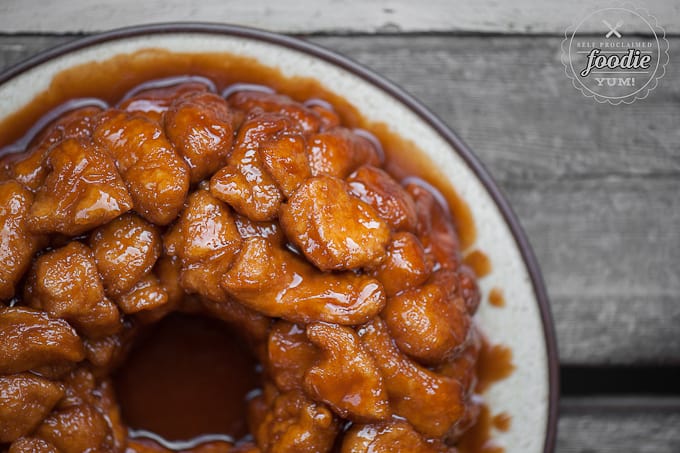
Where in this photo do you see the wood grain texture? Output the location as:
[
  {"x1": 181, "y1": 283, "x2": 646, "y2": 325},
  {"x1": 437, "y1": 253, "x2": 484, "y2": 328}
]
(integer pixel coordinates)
[
  {"x1": 0, "y1": 0, "x2": 678, "y2": 34},
  {"x1": 558, "y1": 397, "x2": 680, "y2": 453},
  {"x1": 0, "y1": 35, "x2": 678, "y2": 365}
]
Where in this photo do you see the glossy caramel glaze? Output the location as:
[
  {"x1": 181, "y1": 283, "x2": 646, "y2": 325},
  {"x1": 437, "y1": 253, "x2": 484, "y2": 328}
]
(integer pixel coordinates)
[
  {"x1": 0, "y1": 49, "x2": 513, "y2": 453},
  {"x1": 457, "y1": 335, "x2": 515, "y2": 453},
  {"x1": 493, "y1": 412, "x2": 512, "y2": 432},
  {"x1": 457, "y1": 404, "x2": 505, "y2": 453},
  {"x1": 488, "y1": 287, "x2": 505, "y2": 308},
  {"x1": 462, "y1": 249, "x2": 492, "y2": 279},
  {"x1": 113, "y1": 313, "x2": 258, "y2": 441}
]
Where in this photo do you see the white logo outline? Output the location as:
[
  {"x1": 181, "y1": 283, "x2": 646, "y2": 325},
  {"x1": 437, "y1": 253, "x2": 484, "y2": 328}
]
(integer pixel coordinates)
[{"x1": 561, "y1": 2, "x2": 669, "y2": 105}]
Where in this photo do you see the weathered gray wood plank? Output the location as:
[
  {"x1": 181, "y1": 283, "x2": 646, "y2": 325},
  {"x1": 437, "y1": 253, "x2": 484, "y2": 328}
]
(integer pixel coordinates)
[
  {"x1": 0, "y1": 35, "x2": 73, "y2": 69},
  {"x1": 512, "y1": 177, "x2": 680, "y2": 365},
  {"x1": 557, "y1": 397, "x2": 680, "y2": 453},
  {"x1": 0, "y1": 35, "x2": 678, "y2": 365},
  {"x1": 0, "y1": 0, "x2": 678, "y2": 34}
]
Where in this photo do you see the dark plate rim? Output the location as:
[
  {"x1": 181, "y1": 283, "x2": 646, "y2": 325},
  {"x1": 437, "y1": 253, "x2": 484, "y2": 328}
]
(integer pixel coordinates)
[{"x1": 0, "y1": 22, "x2": 559, "y2": 452}]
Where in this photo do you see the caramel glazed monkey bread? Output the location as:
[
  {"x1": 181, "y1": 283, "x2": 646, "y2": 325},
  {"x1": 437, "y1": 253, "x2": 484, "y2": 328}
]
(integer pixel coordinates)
[{"x1": 0, "y1": 75, "x2": 484, "y2": 453}]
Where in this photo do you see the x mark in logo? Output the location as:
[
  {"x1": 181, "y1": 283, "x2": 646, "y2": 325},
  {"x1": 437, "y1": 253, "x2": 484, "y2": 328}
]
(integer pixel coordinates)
[{"x1": 602, "y1": 19, "x2": 623, "y2": 38}]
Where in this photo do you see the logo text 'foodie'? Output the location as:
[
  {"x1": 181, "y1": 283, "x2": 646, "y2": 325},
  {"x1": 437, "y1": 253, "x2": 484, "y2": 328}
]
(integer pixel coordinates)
[{"x1": 561, "y1": 3, "x2": 669, "y2": 104}]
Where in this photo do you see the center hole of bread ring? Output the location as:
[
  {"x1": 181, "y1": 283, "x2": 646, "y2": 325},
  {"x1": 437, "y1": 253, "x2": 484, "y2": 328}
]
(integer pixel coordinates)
[{"x1": 113, "y1": 313, "x2": 260, "y2": 442}]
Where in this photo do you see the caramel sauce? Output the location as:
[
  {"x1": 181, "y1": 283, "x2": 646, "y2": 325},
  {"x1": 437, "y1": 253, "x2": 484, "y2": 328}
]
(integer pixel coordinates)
[
  {"x1": 476, "y1": 337, "x2": 515, "y2": 394},
  {"x1": 463, "y1": 249, "x2": 492, "y2": 278},
  {"x1": 378, "y1": 124, "x2": 475, "y2": 248},
  {"x1": 488, "y1": 287, "x2": 505, "y2": 308},
  {"x1": 0, "y1": 48, "x2": 514, "y2": 450},
  {"x1": 458, "y1": 337, "x2": 515, "y2": 453},
  {"x1": 492, "y1": 412, "x2": 512, "y2": 432},
  {"x1": 113, "y1": 313, "x2": 259, "y2": 442},
  {"x1": 457, "y1": 404, "x2": 505, "y2": 453}
]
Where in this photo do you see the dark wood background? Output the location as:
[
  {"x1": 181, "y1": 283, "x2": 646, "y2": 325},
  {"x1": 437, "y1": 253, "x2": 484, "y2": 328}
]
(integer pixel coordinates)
[{"x1": 0, "y1": 1, "x2": 678, "y2": 450}]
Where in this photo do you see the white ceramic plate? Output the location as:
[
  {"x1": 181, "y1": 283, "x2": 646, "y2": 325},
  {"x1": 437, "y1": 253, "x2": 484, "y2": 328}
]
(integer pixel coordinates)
[{"x1": 0, "y1": 24, "x2": 559, "y2": 453}]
